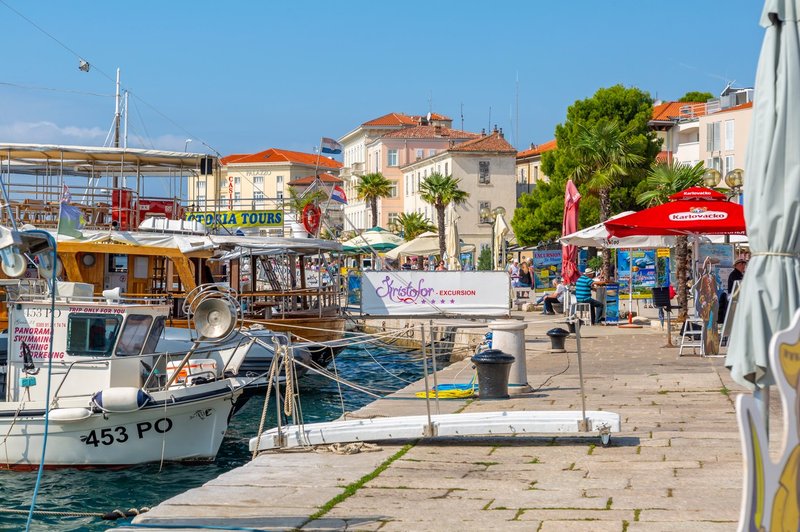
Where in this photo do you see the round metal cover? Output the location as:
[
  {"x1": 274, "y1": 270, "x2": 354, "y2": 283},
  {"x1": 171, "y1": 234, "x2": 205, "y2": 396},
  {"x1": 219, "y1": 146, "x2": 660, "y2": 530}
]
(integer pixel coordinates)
[{"x1": 194, "y1": 298, "x2": 236, "y2": 340}]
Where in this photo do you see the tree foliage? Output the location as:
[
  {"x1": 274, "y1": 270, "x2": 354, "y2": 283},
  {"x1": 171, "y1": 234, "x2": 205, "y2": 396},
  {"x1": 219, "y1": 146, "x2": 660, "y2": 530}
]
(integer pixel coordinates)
[
  {"x1": 397, "y1": 211, "x2": 436, "y2": 241},
  {"x1": 419, "y1": 173, "x2": 469, "y2": 258},
  {"x1": 477, "y1": 246, "x2": 492, "y2": 271},
  {"x1": 355, "y1": 173, "x2": 392, "y2": 228},
  {"x1": 678, "y1": 91, "x2": 713, "y2": 103},
  {"x1": 512, "y1": 84, "x2": 659, "y2": 248},
  {"x1": 287, "y1": 186, "x2": 327, "y2": 212}
]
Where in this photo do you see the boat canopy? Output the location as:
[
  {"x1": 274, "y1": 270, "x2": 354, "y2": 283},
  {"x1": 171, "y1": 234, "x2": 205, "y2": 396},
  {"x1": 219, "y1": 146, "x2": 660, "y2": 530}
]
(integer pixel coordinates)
[{"x1": 211, "y1": 235, "x2": 341, "y2": 259}]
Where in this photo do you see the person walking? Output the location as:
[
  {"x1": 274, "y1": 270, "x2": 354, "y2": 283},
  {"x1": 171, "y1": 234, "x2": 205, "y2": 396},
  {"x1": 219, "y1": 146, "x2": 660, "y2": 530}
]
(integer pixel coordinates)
[{"x1": 575, "y1": 267, "x2": 604, "y2": 324}]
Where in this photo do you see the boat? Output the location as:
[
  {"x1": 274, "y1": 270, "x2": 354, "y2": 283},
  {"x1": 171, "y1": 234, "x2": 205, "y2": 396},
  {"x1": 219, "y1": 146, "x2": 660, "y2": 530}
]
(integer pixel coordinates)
[{"x1": 0, "y1": 228, "x2": 252, "y2": 468}]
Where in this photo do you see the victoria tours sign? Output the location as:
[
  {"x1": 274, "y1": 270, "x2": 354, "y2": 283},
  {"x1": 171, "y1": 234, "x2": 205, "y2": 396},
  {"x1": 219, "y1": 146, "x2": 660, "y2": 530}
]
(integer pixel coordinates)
[
  {"x1": 360, "y1": 271, "x2": 510, "y2": 316},
  {"x1": 185, "y1": 210, "x2": 283, "y2": 228}
]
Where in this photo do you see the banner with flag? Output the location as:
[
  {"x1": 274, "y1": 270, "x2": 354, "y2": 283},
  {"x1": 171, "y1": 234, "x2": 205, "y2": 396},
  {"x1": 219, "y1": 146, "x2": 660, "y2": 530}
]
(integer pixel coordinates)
[
  {"x1": 57, "y1": 184, "x2": 84, "y2": 239},
  {"x1": 320, "y1": 137, "x2": 342, "y2": 155},
  {"x1": 330, "y1": 185, "x2": 348, "y2": 204}
]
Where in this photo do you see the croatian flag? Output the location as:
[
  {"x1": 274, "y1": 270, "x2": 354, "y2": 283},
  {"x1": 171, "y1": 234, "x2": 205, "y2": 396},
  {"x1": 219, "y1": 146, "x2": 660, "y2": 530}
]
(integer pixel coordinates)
[
  {"x1": 320, "y1": 137, "x2": 342, "y2": 155},
  {"x1": 330, "y1": 185, "x2": 347, "y2": 204}
]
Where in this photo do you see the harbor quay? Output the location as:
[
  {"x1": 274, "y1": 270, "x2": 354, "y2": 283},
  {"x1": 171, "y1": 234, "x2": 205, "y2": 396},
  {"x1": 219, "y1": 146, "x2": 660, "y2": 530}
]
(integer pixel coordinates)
[{"x1": 125, "y1": 311, "x2": 753, "y2": 531}]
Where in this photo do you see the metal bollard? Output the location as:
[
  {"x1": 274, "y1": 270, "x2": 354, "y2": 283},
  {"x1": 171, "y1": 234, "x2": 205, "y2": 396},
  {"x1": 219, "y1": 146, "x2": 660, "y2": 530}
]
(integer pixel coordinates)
[
  {"x1": 547, "y1": 328, "x2": 570, "y2": 353},
  {"x1": 489, "y1": 320, "x2": 531, "y2": 394},
  {"x1": 470, "y1": 349, "x2": 515, "y2": 399}
]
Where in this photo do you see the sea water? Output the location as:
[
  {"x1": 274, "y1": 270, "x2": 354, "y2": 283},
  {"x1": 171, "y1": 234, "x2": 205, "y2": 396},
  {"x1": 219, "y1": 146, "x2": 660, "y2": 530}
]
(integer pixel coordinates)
[{"x1": 0, "y1": 341, "x2": 437, "y2": 531}]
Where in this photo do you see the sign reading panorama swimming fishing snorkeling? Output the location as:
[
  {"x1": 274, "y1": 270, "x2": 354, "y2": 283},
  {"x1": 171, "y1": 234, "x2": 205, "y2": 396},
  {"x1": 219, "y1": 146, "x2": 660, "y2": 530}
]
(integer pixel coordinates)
[
  {"x1": 185, "y1": 210, "x2": 283, "y2": 228},
  {"x1": 360, "y1": 271, "x2": 510, "y2": 316}
]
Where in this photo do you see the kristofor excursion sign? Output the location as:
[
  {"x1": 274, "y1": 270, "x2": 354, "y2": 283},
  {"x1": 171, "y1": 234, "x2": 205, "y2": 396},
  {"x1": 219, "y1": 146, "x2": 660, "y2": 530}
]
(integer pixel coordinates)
[{"x1": 185, "y1": 210, "x2": 283, "y2": 228}]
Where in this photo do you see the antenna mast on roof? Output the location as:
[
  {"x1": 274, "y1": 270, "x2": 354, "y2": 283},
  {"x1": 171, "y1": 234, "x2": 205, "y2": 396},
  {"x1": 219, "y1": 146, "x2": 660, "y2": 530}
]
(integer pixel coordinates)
[
  {"x1": 515, "y1": 71, "x2": 519, "y2": 149},
  {"x1": 428, "y1": 90, "x2": 432, "y2": 114},
  {"x1": 460, "y1": 103, "x2": 464, "y2": 131}
]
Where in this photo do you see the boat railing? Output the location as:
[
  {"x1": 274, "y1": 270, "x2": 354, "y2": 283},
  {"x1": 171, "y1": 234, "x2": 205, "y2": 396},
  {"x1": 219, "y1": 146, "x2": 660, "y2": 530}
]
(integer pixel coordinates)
[{"x1": 9, "y1": 290, "x2": 170, "y2": 306}]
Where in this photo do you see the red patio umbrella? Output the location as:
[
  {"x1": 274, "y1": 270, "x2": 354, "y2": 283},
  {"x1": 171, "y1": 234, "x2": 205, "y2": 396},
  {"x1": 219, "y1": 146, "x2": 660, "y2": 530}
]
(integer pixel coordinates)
[
  {"x1": 561, "y1": 179, "x2": 581, "y2": 284},
  {"x1": 603, "y1": 186, "x2": 746, "y2": 237}
]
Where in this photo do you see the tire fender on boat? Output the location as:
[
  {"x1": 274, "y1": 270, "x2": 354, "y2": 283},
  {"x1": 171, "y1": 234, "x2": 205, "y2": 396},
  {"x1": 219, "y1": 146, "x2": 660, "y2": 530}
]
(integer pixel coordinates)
[{"x1": 91, "y1": 387, "x2": 152, "y2": 413}]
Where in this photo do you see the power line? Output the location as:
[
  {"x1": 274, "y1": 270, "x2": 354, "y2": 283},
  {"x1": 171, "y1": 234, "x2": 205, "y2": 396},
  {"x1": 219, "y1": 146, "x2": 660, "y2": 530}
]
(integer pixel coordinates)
[{"x1": 0, "y1": 81, "x2": 112, "y2": 98}]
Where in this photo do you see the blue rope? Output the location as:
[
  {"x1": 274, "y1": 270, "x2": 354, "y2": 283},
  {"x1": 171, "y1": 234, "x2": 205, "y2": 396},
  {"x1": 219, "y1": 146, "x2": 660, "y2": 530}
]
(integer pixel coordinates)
[{"x1": 25, "y1": 230, "x2": 58, "y2": 531}]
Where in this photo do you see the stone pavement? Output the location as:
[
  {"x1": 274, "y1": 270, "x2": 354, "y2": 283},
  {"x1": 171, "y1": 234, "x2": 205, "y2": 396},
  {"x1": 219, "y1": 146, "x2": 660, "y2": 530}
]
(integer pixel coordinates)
[{"x1": 128, "y1": 313, "x2": 753, "y2": 531}]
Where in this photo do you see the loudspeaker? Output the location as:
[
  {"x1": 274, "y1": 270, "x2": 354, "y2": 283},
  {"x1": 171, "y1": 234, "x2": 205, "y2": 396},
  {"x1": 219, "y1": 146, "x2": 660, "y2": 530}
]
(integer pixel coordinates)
[
  {"x1": 0, "y1": 249, "x2": 26, "y2": 278},
  {"x1": 193, "y1": 298, "x2": 236, "y2": 340},
  {"x1": 102, "y1": 287, "x2": 122, "y2": 302},
  {"x1": 651, "y1": 287, "x2": 672, "y2": 309},
  {"x1": 200, "y1": 157, "x2": 214, "y2": 175}
]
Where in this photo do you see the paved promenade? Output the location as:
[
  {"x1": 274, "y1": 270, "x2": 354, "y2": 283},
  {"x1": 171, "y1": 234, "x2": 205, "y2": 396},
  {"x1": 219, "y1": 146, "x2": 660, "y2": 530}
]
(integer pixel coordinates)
[{"x1": 127, "y1": 313, "x2": 752, "y2": 531}]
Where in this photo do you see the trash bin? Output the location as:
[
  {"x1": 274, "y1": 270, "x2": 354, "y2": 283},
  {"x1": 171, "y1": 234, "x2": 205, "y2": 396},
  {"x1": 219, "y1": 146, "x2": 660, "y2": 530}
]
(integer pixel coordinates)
[
  {"x1": 547, "y1": 328, "x2": 570, "y2": 353},
  {"x1": 470, "y1": 349, "x2": 515, "y2": 399}
]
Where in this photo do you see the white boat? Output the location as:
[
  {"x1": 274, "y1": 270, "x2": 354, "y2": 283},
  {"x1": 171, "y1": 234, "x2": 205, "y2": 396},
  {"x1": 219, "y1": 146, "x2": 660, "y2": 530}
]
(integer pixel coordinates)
[{"x1": 0, "y1": 228, "x2": 250, "y2": 468}]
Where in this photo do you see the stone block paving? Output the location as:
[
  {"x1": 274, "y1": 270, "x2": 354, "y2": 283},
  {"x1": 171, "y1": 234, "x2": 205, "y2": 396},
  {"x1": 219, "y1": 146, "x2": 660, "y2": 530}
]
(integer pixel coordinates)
[{"x1": 130, "y1": 312, "x2": 759, "y2": 531}]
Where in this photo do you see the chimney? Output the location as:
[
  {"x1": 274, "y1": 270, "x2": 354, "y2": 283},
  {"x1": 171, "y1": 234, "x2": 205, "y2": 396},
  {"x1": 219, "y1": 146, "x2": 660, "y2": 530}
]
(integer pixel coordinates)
[
  {"x1": 481, "y1": 128, "x2": 486, "y2": 136},
  {"x1": 530, "y1": 143, "x2": 535, "y2": 150},
  {"x1": 493, "y1": 124, "x2": 498, "y2": 133},
  {"x1": 499, "y1": 127, "x2": 504, "y2": 138},
  {"x1": 434, "y1": 124, "x2": 442, "y2": 136}
]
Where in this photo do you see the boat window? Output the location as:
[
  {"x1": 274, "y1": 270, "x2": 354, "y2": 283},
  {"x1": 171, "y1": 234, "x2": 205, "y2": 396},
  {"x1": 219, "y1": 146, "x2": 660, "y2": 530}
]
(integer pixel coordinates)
[
  {"x1": 67, "y1": 314, "x2": 122, "y2": 357},
  {"x1": 116, "y1": 315, "x2": 153, "y2": 357},
  {"x1": 142, "y1": 316, "x2": 166, "y2": 355},
  {"x1": 109, "y1": 254, "x2": 128, "y2": 273}
]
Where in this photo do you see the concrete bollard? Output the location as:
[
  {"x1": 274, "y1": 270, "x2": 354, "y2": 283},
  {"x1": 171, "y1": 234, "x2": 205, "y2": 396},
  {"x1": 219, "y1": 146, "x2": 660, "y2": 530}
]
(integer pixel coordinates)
[{"x1": 488, "y1": 320, "x2": 531, "y2": 395}]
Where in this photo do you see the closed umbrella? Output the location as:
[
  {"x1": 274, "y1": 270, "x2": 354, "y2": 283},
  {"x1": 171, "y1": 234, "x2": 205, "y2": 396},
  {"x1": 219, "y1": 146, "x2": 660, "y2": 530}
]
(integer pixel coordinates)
[
  {"x1": 561, "y1": 180, "x2": 581, "y2": 284},
  {"x1": 493, "y1": 211, "x2": 510, "y2": 271},
  {"x1": 445, "y1": 203, "x2": 461, "y2": 270},
  {"x1": 341, "y1": 226, "x2": 404, "y2": 253}
]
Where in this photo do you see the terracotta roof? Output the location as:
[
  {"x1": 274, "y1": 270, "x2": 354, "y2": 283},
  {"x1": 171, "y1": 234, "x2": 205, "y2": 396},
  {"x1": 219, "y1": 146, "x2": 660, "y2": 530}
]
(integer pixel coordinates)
[
  {"x1": 656, "y1": 151, "x2": 670, "y2": 163},
  {"x1": 288, "y1": 173, "x2": 343, "y2": 186},
  {"x1": 715, "y1": 101, "x2": 753, "y2": 114},
  {"x1": 651, "y1": 101, "x2": 706, "y2": 122},
  {"x1": 362, "y1": 113, "x2": 418, "y2": 127},
  {"x1": 221, "y1": 148, "x2": 342, "y2": 168},
  {"x1": 517, "y1": 139, "x2": 557, "y2": 159},
  {"x1": 380, "y1": 125, "x2": 480, "y2": 140},
  {"x1": 448, "y1": 131, "x2": 517, "y2": 153},
  {"x1": 427, "y1": 112, "x2": 451, "y2": 121},
  {"x1": 219, "y1": 153, "x2": 250, "y2": 165}
]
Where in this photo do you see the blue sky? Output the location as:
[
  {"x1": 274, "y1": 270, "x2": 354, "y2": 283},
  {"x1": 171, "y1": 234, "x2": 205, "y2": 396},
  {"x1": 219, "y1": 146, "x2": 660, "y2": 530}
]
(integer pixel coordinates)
[{"x1": 0, "y1": 1, "x2": 764, "y2": 157}]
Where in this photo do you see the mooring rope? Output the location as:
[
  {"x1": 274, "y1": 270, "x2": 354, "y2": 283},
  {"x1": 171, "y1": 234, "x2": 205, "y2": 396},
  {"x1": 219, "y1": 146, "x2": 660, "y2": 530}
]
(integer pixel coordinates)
[{"x1": 0, "y1": 505, "x2": 150, "y2": 520}]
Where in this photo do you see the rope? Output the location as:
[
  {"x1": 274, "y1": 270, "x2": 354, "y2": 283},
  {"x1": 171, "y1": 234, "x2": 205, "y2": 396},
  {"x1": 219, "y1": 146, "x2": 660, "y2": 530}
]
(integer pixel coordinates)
[
  {"x1": 750, "y1": 251, "x2": 800, "y2": 258},
  {"x1": 0, "y1": 505, "x2": 150, "y2": 520},
  {"x1": 321, "y1": 442, "x2": 382, "y2": 455},
  {"x1": 251, "y1": 345, "x2": 282, "y2": 459}
]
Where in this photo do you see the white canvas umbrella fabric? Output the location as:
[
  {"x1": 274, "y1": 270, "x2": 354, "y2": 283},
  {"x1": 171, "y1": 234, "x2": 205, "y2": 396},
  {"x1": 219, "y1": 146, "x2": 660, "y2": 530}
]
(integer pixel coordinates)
[
  {"x1": 341, "y1": 227, "x2": 404, "y2": 252},
  {"x1": 559, "y1": 211, "x2": 676, "y2": 249},
  {"x1": 727, "y1": 1, "x2": 800, "y2": 390},
  {"x1": 384, "y1": 232, "x2": 440, "y2": 260},
  {"x1": 493, "y1": 212, "x2": 510, "y2": 270},
  {"x1": 445, "y1": 203, "x2": 461, "y2": 270}
]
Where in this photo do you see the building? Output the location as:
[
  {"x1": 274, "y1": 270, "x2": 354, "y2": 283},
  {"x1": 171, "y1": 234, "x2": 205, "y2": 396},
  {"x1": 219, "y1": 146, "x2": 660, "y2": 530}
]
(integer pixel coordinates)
[
  {"x1": 188, "y1": 148, "x2": 341, "y2": 234},
  {"x1": 287, "y1": 172, "x2": 345, "y2": 233},
  {"x1": 401, "y1": 129, "x2": 518, "y2": 263},
  {"x1": 337, "y1": 112, "x2": 458, "y2": 231},
  {"x1": 515, "y1": 139, "x2": 557, "y2": 199}
]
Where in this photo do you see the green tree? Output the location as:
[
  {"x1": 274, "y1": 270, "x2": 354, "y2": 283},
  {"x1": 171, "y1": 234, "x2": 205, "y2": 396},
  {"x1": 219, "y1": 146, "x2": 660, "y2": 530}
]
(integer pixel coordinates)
[
  {"x1": 477, "y1": 246, "x2": 492, "y2": 271},
  {"x1": 396, "y1": 212, "x2": 436, "y2": 241},
  {"x1": 512, "y1": 85, "x2": 659, "y2": 249},
  {"x1": 419, "y1": 173, "x2": 470, "y2": 258},
  {"x1": 356, "y1": 173, "x2": 392, "y2": 227},
  {"x1": 636, "y1": 161, "x2": 705, "y2": 319},
  {"x1": 570, "y1": 119, "x2": 645, "y2": 277},
  {"x1": 678, "y1": 91, "x2": 713, "y2": 103}
]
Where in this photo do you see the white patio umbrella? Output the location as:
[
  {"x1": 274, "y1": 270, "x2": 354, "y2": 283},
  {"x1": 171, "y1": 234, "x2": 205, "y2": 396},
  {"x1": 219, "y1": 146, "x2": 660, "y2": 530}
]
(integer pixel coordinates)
[
  {"x1": 493, "y1": 211, "x2": 510, "y2": 270},
  {"x1": 726, "y1": 1, "x2": 800, "y2": 392},
  {"x1": 444, "y1": 203, "x2": 461, "y2": 270},
  {"x1": 560, "y1": 211, "x2": 676, "y2": 249},
  {"x1": 385, "y1": 231, "x2": 475, "y2": 261}
]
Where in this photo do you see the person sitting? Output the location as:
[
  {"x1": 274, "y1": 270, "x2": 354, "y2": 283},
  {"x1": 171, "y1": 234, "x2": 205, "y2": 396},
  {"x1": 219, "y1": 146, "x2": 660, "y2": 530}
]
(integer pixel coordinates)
[
  {"x1": 575, "y1": 267, "x2": 604, "y2": 324},
  {"x1": 727, "y1": 258, "x2": 747, "y2": 293},
  {"x1": 542, "y1": 278, "x2": 566, "y2": 315},
  {"x1": 517, "y1": 262, "x2": 532, "y2": 288},
  {"x1": 401, "y1": 258, "x2": 413, "y2": 270},
  {"x1": 435, "y1": 261, "x2": 447, "y2": 271}
]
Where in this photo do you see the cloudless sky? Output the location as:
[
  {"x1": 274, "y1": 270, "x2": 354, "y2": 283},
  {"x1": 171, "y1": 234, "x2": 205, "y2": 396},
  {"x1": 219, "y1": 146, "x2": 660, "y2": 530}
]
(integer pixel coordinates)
[{"x1": 0, "y1": 0, "x2": 765, "y2": 157}]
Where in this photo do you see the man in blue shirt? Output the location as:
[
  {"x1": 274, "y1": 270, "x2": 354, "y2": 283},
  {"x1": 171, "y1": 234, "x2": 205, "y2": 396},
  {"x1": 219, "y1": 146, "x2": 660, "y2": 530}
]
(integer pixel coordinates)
[{"x1": 575, "y1": 268, "x2": 604, "y2": 324}]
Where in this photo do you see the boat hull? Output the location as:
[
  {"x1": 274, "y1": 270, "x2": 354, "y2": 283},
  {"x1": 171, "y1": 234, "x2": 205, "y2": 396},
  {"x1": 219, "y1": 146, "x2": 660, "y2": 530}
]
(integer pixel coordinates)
[{"x1": 0, "y1": 385, "x2": 239, "y2": 469}]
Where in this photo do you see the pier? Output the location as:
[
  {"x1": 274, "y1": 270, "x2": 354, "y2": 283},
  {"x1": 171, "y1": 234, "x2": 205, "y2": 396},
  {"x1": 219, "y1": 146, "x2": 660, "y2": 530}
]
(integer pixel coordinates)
[{"x1": 124, "y1": 313, "x2": 746, "y2": 531}]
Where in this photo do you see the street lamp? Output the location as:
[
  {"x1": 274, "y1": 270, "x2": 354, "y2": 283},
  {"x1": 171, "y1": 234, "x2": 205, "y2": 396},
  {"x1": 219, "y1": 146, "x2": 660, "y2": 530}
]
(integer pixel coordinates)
[
  {"x1": 703, "y1": 168, "x2": 722, "y2": 188},
  {"x1": 480, "y1": 206, "x2": 507, "y2": 269},
  {"x1": 725, "y1": 168, "x2": 744, "y2": 203},
  {"x1": 184, "y1": 139, "x2": 193, "y2": 152}
]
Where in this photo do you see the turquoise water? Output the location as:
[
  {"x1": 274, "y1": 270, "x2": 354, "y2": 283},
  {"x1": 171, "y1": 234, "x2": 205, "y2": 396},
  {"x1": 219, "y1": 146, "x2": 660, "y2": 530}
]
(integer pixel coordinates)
[{"x1": 0, "y1": 340, "x2": 434, "y2": 531}]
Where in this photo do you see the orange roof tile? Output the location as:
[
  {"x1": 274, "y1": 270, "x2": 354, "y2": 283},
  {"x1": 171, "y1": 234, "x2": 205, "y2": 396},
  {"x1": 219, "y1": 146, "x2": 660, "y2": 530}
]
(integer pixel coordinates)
[
  {"x1": 651, "y1": 101, "x2": 706, "y2": 122},
  {"x1": 380, "y1": 125, "x2": 480, "y2": 140},
  {"x1": 362, "y1": 113, "x2": 418, "y2": 127},
  {"x1": 288, "y1": 173, "x2": 343, "y2": 186},
  {"x1": 715, "y1": 101, "x2": 753, "y2": 114},
  {"x1": 221, "y1": 148, "x2": 342, "y2": 169},
  {"x1": 448, "y1": 131, "x2": 517, "y2": 153},
  {"x1": 517, "y1": 139, "x2": 557, "y2": 158}
]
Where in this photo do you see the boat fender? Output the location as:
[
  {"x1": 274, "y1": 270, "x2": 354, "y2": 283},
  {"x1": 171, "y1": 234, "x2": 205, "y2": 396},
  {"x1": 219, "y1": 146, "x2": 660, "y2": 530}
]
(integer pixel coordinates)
[
  {"x1": 46, "y1": 407, "x2": 93, "y2": 422},
  {"x1": 91, "y1": 387, "x2": 152, "y2": 413}
]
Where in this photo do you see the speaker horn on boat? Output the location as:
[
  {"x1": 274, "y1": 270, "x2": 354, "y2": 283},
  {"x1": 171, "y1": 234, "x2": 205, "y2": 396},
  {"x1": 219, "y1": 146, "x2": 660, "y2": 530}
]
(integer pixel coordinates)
[
  {"x1": 0, "y1": 248, "x2": 27, "y2": 278},
  {"x1": 193, "y1": 298, "x2": 237, "y2": 340},
  {"x1": 102, "y1": 287, "x2": 122, "y2": 303}
]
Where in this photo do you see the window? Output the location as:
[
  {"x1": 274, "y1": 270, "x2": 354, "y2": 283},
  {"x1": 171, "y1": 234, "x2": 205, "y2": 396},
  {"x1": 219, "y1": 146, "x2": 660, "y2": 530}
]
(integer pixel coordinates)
[
  {"x1": 387, "y1": 212, "x2": 400, "y2": 227},
  {"x1": 725, "y1": 120, "x2": 735, "y2": 151},
  {"x1": 533, "y1": 166, "x2": 539, "y2": 182},
  {"x1": 196, "y1": 195, "x2": 206, "y2": 204},
  {"x1": 405, "y1": 176, "x2": 409, "y2": 196},
  {"x1": 388, "y1": 149, "x2": 398, "y2": 167},
  {"x1": 444, "y1": 162, "x2": 448, "y2": 175},
  {"x1": 706, "y1": 157, "x2": 722, "y2": 172},
  {"x1": 520, "y1": 168, "x2": 526, "y2": 183},
  {"x1": 707, "y1": 122, "x2": 721, "y2": 152},
  {"x1": 375, "y1": 151, "x2": 380, "y2": 172},
  {"x1": 416, "y1": 149, "x2": 424, "y2": 161},
  {"x1": 142, "y1": 316, "x2": 166, "y2": 355},
  {"x1": 479, "y1": 201, "x2": 492, "y2": 223},
  {"x1": 254, "y1": 191, "x2": 265, "y2": 199},
  {"x1": 388, "y1": 181, "x2": 398, "y2": 198},
  {"x1": 117, "y1": 315, "x2": 153, "y2": 357},
  {"x1": 196, "y1": 181, "x2": 206, "y2": 192},
  {"x1": 479, "y1": 161, "x2": 491, "y2": 184},
  {"x1": 276, "y1": 175, "x2": 283, "y2": 184},
  {"x1": 234, "y1": 176, "x2": 241, "y2": 185},
  {"x1": 429, "y1": 149, "x2": 436, "y2": 157},
  {"x1": 253, "y1": 175, "x2": 264, "y2": 185},
  {"x1": 234, "y1": 192, "x2": 241, "y2": 206},
  {"x1": 725, "y1": 156, "x2": 735, "y2": 175},
  {"x1": 276, "y1": 191, "x2": 284, "y2": 199},
  {"x1": 67, "y1": 314, "x2": 122, "y2": 357},
  {"x1": 109, "y1": 254, "x2": 128, "y2": 273}
]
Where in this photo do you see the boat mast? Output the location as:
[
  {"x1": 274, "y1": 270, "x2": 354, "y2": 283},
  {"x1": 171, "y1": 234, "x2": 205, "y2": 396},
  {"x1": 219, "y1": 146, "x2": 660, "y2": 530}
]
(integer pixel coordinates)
[{"x1": 113, "y1": 68, "x2": 121, "y2": 190}]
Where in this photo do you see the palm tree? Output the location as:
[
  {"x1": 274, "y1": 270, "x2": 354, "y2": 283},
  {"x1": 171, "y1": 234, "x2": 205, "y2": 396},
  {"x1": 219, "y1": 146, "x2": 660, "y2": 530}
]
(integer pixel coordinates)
[
  {"x1": 355, "y1": 173, "x2": 392, "y2": 228},
  {"x1": 570, "y1": 119, "x2": 645, "y2": 278},
  {"x1": 637, "y1": 161, "x2": 705, "y2": 320},
  {"x1": 396, "y1": 212, "x2": 436, "y2": 241},
  {"x1": 419, "y1": 173, "x2": 470, "y2": 258},
  {"x1": 287, "y1": 186, "x2": 327, "y2": 213}
]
